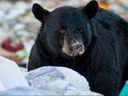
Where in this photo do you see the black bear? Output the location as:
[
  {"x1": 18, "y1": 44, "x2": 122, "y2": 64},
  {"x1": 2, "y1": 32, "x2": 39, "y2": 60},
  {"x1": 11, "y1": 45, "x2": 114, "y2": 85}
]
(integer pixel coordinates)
[{"x1": 28, "y1": 1, "x2": 128, "y2": 96}]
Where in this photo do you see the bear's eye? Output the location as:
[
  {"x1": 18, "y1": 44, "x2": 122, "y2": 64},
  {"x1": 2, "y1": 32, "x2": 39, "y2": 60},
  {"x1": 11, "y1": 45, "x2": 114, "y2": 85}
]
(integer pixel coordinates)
[
  {"x1": 77, "y1": 27, "x2": 84, "y2": 32},
  {"x1": 60, "y1": 25, "x2": 67, "y2": 34},
  {"x1": 60, "y1": 29, "x2": 66, "y2": 34}
]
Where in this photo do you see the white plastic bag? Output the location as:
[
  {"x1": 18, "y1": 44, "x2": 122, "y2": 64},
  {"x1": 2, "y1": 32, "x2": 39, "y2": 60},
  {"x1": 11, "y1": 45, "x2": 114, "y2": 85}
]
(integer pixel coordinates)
[
  {"x1": 0, "y1": 56, "x2": 29, "y2": 90},
  {"x1": 27, "y1": 66, "x2": 103, "y2": 96},
  {"x1": 0, "y1": 81, "x2": 5, "y2": 91}
]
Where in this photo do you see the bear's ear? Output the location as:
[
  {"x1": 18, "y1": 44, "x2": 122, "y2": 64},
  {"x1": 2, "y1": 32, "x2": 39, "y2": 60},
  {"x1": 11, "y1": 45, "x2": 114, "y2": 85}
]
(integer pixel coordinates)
[
  {"x1": 82, "y1": 0, "x2": 99, "y2": 20},
  {"x1": 32, "y1": 3, "x2": 49, "y2": 22}
]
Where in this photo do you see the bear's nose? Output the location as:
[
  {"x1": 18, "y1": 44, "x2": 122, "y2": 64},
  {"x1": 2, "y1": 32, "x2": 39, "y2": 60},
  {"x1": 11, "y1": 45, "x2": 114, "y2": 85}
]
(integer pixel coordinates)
[
  {"x1": 71, "y1": 42, "x2": 85, "y2": 55},
  {"x1": 72, "y1": 44, "x2": 82, "y2": 50}
]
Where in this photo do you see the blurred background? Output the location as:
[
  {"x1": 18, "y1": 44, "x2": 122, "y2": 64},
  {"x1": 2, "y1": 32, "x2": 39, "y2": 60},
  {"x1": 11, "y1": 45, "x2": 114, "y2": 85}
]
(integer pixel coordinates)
[{"x1": 0, "y1": 0, "x2": 128, "y2": 67}]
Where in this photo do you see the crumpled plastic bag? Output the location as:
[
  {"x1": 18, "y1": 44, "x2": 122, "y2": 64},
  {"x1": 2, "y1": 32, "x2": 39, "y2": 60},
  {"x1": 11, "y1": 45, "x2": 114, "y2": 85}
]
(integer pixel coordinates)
[
  {"x1": 27, "y1": 66, "x2": 103, "y2": 96},
  {"x1": 0, "y1": 87, "x2": 58, "y2": 96},
  {"x1": 0, "y1": 56, "x2": 29, "y2": 90}
]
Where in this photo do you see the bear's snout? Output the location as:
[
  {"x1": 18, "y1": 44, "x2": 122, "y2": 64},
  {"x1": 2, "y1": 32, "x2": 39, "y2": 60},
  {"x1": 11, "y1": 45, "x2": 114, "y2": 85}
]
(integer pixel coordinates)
[
  {"x1": 62, "y1": 38, "x2": 85, "y2": 57},
  {"x1": 70, "y1": 42, "x2": 85, "y2": 56}
]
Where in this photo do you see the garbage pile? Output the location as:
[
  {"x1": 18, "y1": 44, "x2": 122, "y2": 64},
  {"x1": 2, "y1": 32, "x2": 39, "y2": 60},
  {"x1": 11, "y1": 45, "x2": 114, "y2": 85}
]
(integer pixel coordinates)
[
  {"x1": 0, "y1": 0, "x2": 39, "y2": 64},
  {"x1": 0, "y1": 56, "x2": 103, "y2": 96}
]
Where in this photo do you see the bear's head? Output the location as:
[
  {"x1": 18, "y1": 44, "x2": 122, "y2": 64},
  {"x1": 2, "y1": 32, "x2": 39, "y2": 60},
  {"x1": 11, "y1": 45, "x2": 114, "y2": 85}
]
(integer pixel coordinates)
[{"x1": 32, "y1": 1, "x2": 99, "y2": 57}]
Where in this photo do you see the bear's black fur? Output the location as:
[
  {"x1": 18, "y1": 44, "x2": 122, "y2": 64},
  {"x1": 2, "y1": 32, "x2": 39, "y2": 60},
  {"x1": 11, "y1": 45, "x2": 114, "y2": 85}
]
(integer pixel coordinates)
[{"x1": 28, "y1": 1, "x2": 128, "y2": 96}]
